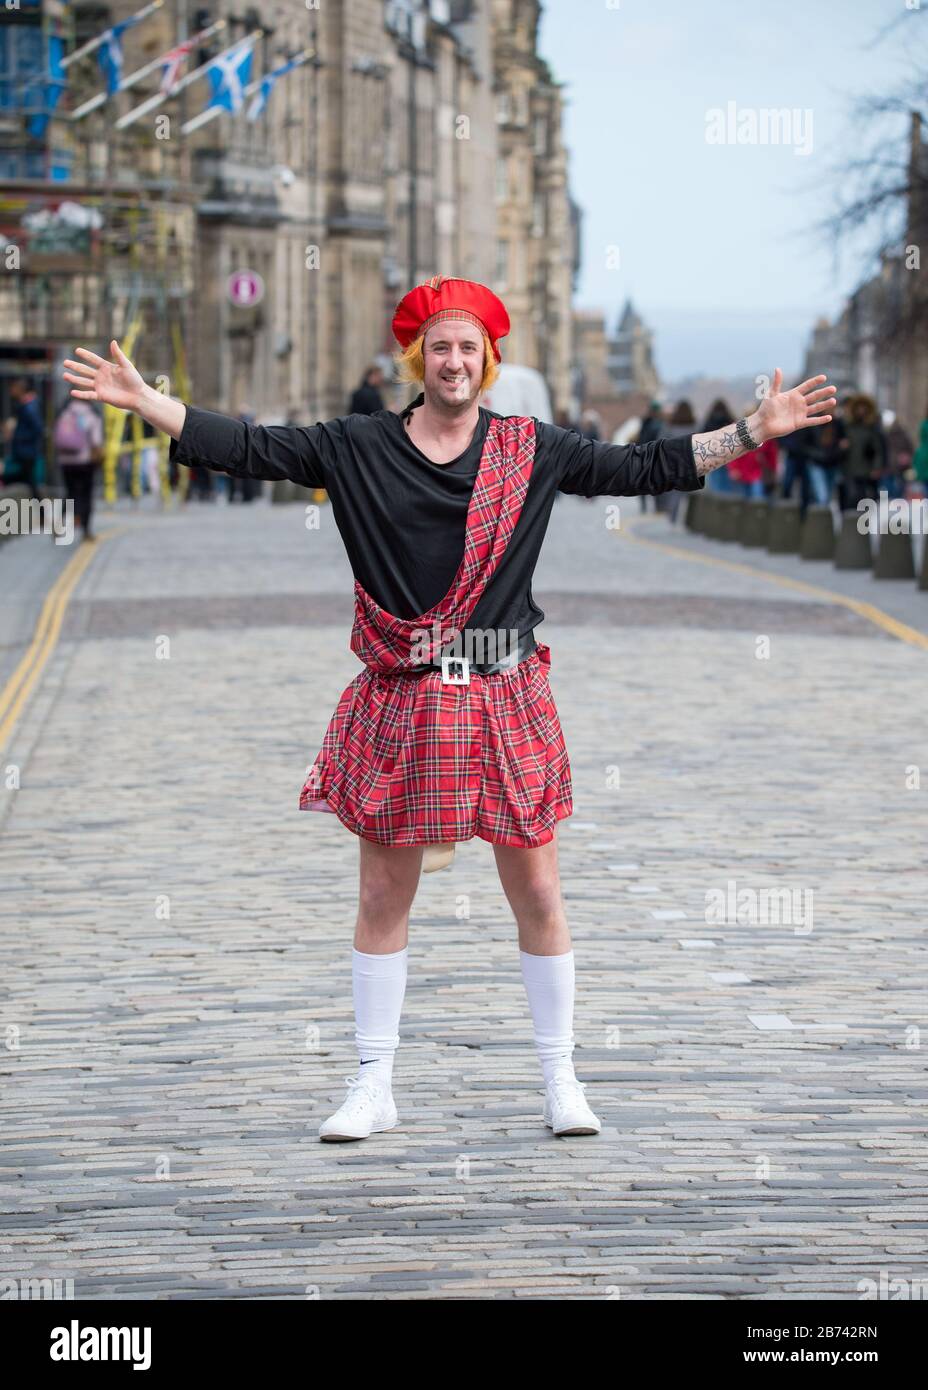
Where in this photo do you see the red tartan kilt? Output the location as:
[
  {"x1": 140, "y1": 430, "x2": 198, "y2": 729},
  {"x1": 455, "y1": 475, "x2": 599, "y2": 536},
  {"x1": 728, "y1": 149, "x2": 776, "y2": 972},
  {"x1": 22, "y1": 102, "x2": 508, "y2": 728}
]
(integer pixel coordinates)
[{"x1": 299, "y1": 642, "x2": 572, "y2": 847}]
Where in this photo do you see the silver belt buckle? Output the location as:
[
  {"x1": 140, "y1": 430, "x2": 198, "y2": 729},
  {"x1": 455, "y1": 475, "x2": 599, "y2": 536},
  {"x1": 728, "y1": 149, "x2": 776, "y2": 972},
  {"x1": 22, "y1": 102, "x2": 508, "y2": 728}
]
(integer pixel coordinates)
[{"x1": 441, "y1": 654, "x2": 470, "y2": 685}]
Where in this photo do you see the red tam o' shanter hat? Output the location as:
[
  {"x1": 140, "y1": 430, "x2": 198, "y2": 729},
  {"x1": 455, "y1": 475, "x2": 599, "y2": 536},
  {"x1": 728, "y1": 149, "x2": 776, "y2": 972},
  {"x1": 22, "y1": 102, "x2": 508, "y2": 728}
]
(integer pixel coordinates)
[{"x1": 391, "y1": 275, "x2": 510, "y2": 363}]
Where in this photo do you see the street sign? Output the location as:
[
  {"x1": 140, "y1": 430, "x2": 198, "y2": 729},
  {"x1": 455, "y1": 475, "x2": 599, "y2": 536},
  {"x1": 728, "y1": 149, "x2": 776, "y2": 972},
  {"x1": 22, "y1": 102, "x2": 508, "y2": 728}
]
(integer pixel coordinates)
[{"x1": 228, "y1": 269, "x2": 265, "y2": 307}]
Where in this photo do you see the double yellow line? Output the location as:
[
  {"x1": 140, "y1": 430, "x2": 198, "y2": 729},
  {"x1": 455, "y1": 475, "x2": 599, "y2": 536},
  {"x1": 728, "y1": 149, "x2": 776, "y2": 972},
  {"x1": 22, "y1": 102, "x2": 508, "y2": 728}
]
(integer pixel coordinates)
[{"x1": 0, "y1": 534, "x2": 111, "y2": 752}]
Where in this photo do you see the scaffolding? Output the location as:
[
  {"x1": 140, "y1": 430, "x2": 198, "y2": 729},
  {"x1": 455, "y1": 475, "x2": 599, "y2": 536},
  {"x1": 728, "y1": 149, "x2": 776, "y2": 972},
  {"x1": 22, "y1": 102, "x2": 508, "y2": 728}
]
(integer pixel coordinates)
[{"x1": 0, "y1": 0, "x2": 196, "y2": 499}]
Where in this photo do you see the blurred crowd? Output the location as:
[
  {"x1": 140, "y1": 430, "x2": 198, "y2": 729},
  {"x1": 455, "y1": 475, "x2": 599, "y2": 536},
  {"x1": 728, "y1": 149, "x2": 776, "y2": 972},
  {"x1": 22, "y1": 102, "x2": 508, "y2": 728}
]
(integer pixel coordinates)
[
  {"x1": 4, "y1": 366, "x2": 928, "y2": 546},
  {"x1": 562, "y1": 390, "x2": 928, "y2": 522}
]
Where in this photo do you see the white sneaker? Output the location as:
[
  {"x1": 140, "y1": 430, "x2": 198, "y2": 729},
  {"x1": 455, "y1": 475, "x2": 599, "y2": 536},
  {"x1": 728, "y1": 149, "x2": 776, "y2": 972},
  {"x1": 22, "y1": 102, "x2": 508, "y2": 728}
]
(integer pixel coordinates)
[
  {"x1": 543, "y1": 1072, "x2": 601, "y2": 1136},
  {"x1": 318, "y1": 1072, "x2": 398, "y2": 1142}
]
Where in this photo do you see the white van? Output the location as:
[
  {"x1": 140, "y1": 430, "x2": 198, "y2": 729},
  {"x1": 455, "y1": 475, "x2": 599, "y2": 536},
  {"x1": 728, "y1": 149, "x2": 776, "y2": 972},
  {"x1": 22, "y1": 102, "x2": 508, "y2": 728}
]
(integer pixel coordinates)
[{"x1": 481, "y1": 364, "x2": 554, "y2": 423}]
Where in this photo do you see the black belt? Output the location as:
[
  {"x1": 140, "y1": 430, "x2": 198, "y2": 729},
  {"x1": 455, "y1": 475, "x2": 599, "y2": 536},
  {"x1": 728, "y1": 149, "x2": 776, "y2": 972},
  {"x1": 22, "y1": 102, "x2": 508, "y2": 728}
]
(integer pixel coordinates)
[{"x1": 402, "y1": 629, "x2": 537, "y2": 677}]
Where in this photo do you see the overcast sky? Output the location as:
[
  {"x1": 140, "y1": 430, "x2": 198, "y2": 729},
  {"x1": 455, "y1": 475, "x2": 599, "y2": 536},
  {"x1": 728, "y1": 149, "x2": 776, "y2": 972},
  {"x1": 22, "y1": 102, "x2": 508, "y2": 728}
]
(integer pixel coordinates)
[{"x1": 536, "y1": 0, "x2": 921, "y2": 383}]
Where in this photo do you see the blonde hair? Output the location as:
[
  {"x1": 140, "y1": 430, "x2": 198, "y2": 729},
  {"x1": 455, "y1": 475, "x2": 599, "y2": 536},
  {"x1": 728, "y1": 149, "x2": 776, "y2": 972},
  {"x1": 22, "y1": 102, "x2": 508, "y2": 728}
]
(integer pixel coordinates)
[{"x1": 393, "y1": 329, "x2": 500, "y2": 393}]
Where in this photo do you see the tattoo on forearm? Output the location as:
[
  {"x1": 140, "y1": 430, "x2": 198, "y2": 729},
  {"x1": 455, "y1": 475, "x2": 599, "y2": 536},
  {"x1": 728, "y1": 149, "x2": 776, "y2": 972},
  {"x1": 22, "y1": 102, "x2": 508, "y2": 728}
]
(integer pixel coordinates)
[{"x1": 690, "y1": 423, "x2": 752, "y2": 476}]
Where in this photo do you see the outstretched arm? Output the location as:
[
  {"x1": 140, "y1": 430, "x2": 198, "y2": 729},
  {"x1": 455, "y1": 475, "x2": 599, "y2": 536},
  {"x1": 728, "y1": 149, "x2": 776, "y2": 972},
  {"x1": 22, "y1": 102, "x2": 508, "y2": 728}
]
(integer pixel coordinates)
[
  {"x1": 689, "y1": 369, "x2": 837, "y2": 478},
  {"x1": 61, "y1": 339, "x2": 331, "y2": 488},
  {"x1": 63, "y1": 340, "x2": 187, "y2": 435}
]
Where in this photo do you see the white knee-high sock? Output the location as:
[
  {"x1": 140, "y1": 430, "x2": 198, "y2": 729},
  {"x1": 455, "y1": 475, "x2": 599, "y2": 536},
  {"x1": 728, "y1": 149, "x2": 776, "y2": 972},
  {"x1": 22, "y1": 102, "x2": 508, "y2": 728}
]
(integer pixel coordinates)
[
  {"x1": 519, "y1": 948, "x2": 576, "y2": 1085},
  {"x1": 352, "y1": 946, "x2": 408, "y2": 1087}
]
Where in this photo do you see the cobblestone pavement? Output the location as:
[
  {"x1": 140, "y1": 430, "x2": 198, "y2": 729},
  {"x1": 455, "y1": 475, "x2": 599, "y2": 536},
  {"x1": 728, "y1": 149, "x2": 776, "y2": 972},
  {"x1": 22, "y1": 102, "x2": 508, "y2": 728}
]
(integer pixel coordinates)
[{"x1": 2, "y1": 490, "x2": 927, "y2": 1300}]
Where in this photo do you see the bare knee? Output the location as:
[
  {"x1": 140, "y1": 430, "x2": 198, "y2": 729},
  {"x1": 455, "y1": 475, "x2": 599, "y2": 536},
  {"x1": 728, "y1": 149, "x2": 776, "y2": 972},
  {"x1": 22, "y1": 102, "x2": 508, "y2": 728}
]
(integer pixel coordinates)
[{"x1": 510, "y1": 879, "x2": 565, "y2": 929}]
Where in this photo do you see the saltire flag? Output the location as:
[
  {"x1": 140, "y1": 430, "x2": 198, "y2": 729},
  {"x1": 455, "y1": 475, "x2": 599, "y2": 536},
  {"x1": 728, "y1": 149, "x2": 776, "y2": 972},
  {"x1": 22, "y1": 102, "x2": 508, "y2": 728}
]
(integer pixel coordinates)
[
  {"x1": 97, "y1": 16, "x2": 145, "y2": 95},
  {"x1": 203, "y1": 37, "x2": 254, "y2": 115},
  {"x1": 160, "y1": 36, "x2": 200, "y2": 95},
  {"x1": 26, "y1": 34, "x2": 66, "y2": 137},
  {"x1": 247, "y1": 55, "x2": 302, "y2": 122}
]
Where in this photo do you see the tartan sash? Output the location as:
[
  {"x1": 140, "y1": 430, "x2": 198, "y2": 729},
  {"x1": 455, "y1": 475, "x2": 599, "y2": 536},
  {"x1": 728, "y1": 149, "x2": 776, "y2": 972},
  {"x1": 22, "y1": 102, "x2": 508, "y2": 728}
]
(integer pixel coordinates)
[{"x1": 349, "y1": 414, "x2": 536, "y2": 672}]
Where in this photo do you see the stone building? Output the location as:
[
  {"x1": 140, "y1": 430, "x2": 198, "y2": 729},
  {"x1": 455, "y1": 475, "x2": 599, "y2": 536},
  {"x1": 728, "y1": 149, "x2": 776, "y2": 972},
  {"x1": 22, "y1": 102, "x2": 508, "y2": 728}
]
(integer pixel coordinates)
[
  {"x1": 490, "y1": 0, "x2": 579, "y2": 416},
  {"x1": 0, "y1": 0, "x2": 578, "y2": 427},
  {"x1": 607, "y1": 298, "x2": 660, "y2": 399},
  {"x1": 571, "y1": 308, "x2": 612, "y2": 407},
  {"x1": 896, "y1": 111, "x2": 928, "y2": 437},
  {"x1": 802, "y1": 112, "x2": 928, "y2": 439}
]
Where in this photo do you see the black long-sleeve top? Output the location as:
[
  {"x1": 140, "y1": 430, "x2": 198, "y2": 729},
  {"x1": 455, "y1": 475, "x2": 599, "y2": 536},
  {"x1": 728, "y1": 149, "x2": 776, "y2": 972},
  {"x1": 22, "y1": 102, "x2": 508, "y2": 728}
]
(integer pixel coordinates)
[{"x1": 168, "y1": 393, "x2": 703, "y2": 642}]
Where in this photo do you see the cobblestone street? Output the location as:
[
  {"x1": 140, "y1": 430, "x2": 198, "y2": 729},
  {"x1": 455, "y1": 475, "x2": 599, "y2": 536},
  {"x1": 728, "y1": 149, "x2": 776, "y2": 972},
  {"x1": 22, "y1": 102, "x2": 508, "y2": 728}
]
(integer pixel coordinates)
[{"x1": 2, "y1": 490, "x2": 927, "y2": 1300}]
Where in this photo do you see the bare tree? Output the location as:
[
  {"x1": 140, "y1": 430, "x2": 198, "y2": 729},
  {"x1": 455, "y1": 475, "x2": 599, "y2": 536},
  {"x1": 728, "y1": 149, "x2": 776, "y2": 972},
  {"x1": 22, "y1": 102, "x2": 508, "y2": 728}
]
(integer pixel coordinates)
[{"x1": 809, "y1": 14, "x2": 928, "y2": 364}]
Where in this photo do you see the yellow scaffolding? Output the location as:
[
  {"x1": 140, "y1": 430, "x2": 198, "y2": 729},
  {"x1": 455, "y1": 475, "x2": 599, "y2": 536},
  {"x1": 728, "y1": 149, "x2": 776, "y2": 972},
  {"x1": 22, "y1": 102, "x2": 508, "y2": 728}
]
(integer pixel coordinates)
[{"x1": 101, "y1": 303, "x2": 191, "y2": 505}]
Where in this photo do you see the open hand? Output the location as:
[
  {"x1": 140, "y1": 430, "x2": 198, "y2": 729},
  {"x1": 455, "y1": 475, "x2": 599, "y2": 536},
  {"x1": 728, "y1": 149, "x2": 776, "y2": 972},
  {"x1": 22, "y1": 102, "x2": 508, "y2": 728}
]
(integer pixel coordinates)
[
  {"x1": 61, "y1": 340, "x2": 146, "y2": 412},
  {"x1": 755, "y1": 368, "x2": 837, "y2": 441}
]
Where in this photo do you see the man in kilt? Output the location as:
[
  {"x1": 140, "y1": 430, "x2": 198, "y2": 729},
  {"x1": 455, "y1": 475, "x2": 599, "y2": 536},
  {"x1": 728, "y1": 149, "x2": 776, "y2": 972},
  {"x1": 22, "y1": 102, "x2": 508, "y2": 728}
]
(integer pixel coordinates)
[{"x1": 62, "y1": 279, "x2": 836, "y2": 1140}]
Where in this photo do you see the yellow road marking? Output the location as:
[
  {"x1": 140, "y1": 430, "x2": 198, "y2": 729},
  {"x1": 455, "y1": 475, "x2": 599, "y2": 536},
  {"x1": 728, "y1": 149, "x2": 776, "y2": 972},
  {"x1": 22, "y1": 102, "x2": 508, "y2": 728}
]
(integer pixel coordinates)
[
  {"x1": 0, "y1": 528, "x2": 124, "y2": 751},
  {"x1": 616, "y1": 512, "x2": 928, "y2": 652}
]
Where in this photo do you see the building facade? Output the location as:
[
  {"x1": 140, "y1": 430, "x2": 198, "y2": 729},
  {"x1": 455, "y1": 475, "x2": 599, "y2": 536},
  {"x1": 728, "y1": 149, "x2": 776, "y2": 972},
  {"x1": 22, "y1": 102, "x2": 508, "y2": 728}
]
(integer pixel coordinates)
[
  {"x1": 802, "y1": 112, "x2": 928, "y2": 439},
  {"x1": 490, "y1": 0, "x2": 579, "y2": 416},
  {"x1": 607, "y1": 298, "x2": 660, "y2": 399},
  {"x1": 0, "y1": 0, "x2": 579, "y2": 438}
]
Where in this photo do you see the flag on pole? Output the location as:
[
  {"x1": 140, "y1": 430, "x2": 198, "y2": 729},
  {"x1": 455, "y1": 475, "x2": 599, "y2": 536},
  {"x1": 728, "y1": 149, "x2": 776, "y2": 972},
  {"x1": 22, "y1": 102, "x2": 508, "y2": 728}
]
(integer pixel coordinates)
[
  {"x1": 246, "y1": 54, "x2": 302, "y2": 122},
  {"x1": 203, "y1": 37, "x2": 254, "y2": 115},
  {"x1": 160, "y1": 35, "x2": 201, "y2": 95},
  {"x1": 26, "y1": 33, "x2": 67, "y2": 137},
  {"x1": 97, "y1": 16, "x2": 146, "y2": 94}
]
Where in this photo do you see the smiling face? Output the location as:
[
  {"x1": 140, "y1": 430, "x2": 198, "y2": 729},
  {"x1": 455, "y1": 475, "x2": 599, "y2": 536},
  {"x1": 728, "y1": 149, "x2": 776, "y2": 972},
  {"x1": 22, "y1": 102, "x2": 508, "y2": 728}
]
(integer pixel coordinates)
[{"x1": 422, "y1": 319, "x2": 487, "y2": 409}]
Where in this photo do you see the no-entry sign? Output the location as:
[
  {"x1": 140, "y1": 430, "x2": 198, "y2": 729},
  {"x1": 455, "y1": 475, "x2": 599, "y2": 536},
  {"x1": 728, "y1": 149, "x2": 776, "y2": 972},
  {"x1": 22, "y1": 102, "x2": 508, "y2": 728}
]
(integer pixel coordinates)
[{"x1": 228, "y1": 270, "x2": 265, "y2": 307}]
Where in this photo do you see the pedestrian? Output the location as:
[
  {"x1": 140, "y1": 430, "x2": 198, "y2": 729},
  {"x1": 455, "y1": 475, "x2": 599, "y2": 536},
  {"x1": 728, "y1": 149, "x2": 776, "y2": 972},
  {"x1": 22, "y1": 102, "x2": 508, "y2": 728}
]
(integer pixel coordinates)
[
  {"x1": 635, "y1": 400, "x2": 665, "y2": 512},
  {"x1": 53, "y1": 396, "x2": 103, "y2": 541},
  {"x1": 228, "y1": 404, "x2": 259, "y2": 502},
  {"x1": 140, "y1": 418, "x2": 162, "y2": 498},
  {"x1": 8, "y1": 376, "x2": 45, "y2": 499},
  {"x1": 349, "y1": 365, "x2": 386, "y2": 416},
  {"x1": 837, "y1": 393, "x2": 886, "y2": 512},
  {"x1": 882, "y1": 411, "x2": 913, "y2": 502},
  {"x1": 913, "y1": 400, "x2": 928, "y2": 499},
  {"x1": 728, "y1": 402, "x2": 777, "y2": 499},
  {"x1": 62, "y1": 281, "x2": 837, "y2": 1143},
  {"x1": 700, "y1": 399, "x2": 734, "y2": 492},
  {"x1": 779, "y1": 423, "x2": 818, "y2": 515},
  {"x1": 803, "y1": 412, "x2": 844, "y2": 506},
  {"x1": 663, "y1": 399, "x2": 696, "y2": 523},
  {"x1": 187, "y1": 460, "x2": 214, "y2": 502}
]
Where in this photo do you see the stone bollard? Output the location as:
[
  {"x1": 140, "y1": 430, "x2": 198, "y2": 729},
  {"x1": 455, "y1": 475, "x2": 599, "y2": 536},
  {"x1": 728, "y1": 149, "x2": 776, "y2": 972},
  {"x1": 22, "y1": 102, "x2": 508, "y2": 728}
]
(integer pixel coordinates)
[
  {"x1": 873, "y1": 530, "x2": 916, "y2": 580},
  {"x1": 919, "y1": 537, "x2": 928, "y2": 591},
  {"x1": 685, "y1": 490, "x2": 704, "y2": 533},
  {"x1": 798, "y1": 505, "x2": 835, "y2": 560},
  {"x1": 717, "y1": 495, "x2": 743, "y2": 542},
  {"x1": 738, "y1": 498, "x2": 770, "y2": 548},
  {"x1": 766, "y1": 499, "x2": 801, "y2": 553},
  {"x1": 833, "y1": 510, "x2": 873, "y2": 569},
  {"x1": 698, "y1": 491, "x2": 719, "y2": 538}
]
